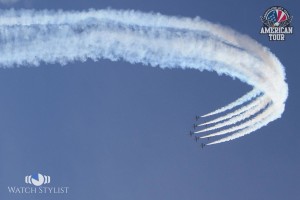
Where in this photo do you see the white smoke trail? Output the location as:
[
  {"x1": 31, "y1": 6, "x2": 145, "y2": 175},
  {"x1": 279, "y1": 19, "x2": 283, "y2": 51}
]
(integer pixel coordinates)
[
  {"x1": 201, "y1": 89, "x2": 261, "y2": 117},
  {"x1": 0, "y1": 9, "x2": 288, "y2": 145},
  {"x1": 195, "y1": 96, "x2": 269, "y2": 133},
  {"x1": 201, "y1": 100, "x2": 272, "y2": 139},
  {"x1": 207, "y1": 103, "x2": 283, "y2": 145},
  {"x1": 198, "y1": 95, "x2": 264, "y2": 126}
]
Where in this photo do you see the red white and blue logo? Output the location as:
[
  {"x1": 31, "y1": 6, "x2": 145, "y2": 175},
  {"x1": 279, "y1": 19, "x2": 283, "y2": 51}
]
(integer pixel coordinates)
[{"x1": 260, "y1": 6, "x2": 293, "y2": 41}]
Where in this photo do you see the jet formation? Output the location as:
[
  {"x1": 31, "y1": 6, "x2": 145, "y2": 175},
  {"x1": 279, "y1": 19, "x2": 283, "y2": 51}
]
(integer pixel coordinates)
[{"x1": 188, "y1": 115, "x2": 210, "y2": 149}]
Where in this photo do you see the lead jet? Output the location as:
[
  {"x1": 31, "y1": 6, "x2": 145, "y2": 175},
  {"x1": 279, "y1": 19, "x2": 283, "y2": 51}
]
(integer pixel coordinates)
[{"x1": 195, "y1": 116, "x2": 200, "y2": 121}]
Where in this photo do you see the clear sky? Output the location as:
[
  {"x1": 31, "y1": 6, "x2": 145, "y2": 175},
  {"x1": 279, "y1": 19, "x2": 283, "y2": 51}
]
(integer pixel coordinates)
[{"x1": 0, "y1": 0, "x2": 299, "y2": 200}]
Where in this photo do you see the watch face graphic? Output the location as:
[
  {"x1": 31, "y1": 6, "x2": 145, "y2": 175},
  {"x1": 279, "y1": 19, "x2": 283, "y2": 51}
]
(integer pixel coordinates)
[
  {"x1": 25, "y1": 173, "x2": 50, "y2": 186},
  {"x1": 31, "y1": 174, "x2": 44, "y2": 186}
]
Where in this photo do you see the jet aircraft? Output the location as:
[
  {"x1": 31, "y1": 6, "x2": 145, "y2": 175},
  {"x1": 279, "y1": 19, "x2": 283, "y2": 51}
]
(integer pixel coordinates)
[
  {"x1": 188, "y1": 131, "x2": 194, "y2": 136},
  {"x1": 193, "y1": 124, "x2": 197, "y2": 129}
]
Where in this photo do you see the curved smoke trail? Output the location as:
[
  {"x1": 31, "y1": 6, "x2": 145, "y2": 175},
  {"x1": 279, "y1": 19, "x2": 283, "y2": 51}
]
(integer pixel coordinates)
[{"x1": 0, "y1": 9, "x2": 288, "y2": 145}]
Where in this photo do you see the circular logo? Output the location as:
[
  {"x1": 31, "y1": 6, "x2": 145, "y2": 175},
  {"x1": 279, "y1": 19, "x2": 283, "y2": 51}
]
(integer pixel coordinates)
[
  {"x1": 261, "y1": 6, "x2": 292, "y2": 27},
  {"x1": 25, "y1": 173, "x2": 51, "y2": 186},
  {"x1": 31, "y1": 173, "x2": 45, "y2": 186}
]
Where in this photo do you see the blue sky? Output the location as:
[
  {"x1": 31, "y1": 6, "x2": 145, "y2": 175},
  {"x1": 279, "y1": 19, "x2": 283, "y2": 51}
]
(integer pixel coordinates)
[{"x1": 0, "y1": 0, "x2": 299, "y2": 200}]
